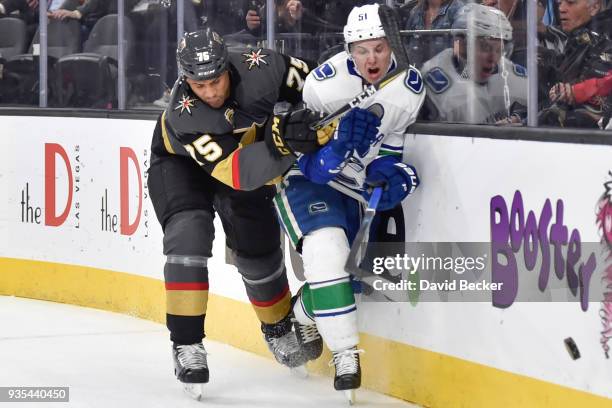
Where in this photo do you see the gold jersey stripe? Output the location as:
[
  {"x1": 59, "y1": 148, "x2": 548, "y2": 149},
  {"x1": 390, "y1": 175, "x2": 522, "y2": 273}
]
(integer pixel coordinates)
[
  {"x1": 234, "y1": 120, "x2": 265, "y2": 145},
  {"x1": 210, "y1": 150, "x2": 237, "y2": 188},
  {"x1": 166, "y1": 289, "x2": 208, "y2": 316},
  {"x1": 238, "y1": 124, "x2": 258, "y2": 146},
  {"x1": 160, "y1": 111, "x2": 176, "y2": 154}
]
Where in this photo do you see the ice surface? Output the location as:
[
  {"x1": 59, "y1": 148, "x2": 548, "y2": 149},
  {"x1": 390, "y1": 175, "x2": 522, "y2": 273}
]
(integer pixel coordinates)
[{"x1": 0, "y1": 296, "x2": 419, "y2": 408}]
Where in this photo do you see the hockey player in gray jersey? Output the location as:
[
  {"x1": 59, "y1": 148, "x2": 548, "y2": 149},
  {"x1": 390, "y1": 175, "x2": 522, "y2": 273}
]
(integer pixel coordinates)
[
  {"x1": 273, "y1": 4, "x2": 424, "y2": 403},
  {"x1": 421, "y1": 3, "x2": 528, "y2": 125},
  {"x1": 148, "y1": 28, "x2": 379, "y2": 400}
]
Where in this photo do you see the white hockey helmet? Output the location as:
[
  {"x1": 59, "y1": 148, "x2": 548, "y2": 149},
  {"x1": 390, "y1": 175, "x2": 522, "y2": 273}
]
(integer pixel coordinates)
[
  {"x1": 452, "y1": 4, "x2": 513, "y2": 41},
  {"x1": 343, "y1": 4, "x2": 386, "y2": 47}
]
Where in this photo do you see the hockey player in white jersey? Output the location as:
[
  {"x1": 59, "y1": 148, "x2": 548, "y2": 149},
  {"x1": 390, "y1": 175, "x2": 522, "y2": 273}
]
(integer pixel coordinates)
[
  {"x1": 420, "y1": 3, "x2": 528, "y2": 124},
  {"x1": 272, "y1": 3, "x2": 425, "y2": 403}
]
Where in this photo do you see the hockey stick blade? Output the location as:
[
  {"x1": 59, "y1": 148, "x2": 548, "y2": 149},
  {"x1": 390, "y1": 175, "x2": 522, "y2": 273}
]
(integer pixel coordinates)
[
  {"x1": 344, "y1": 187, "x2": 383, "y2": 278},
  {"x1": 309, "y1": 6, "x2": 410, "y2": 131}
]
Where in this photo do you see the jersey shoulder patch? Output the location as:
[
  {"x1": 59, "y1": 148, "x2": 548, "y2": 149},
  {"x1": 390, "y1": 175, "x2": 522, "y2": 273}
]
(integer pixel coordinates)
[
  {"x1": 167, "y1": 87, "x2": 231, "y2": 138},
  {"x1": 425, "y1": 67, "x2": 451, "y2": 94},
  {"x1": 241, "y1": 48, "x2": 270, "y2": 70},
  {"x1": 404, "y1": 67, "x2": 424, "y2": 94},
  {"x1": 313, "y1": 62, "x2": 336, "y2": 81},
  {"x1": 513, "y1": 63, "x2": 527, "y2": 77}
]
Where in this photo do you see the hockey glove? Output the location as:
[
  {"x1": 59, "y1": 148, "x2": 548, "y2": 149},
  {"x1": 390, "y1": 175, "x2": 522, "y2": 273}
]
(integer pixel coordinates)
[
  {"x1": 297, "y1": 144, "x2": 347, "y2": 184},
  {"x1": 329, "y1": 107, "x2": 381, "y2": 158},
  {"x1": 362, "y1": 156, "x2": 419, "y2": 211},
  {"x1": 264, "y1": 107, "x2": 337, "y2": 158}
]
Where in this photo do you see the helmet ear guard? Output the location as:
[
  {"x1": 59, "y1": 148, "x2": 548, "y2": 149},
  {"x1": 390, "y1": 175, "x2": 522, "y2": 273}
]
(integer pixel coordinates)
[{"x1": 177, "y1": 28, "x2": 229, "y2": 81}]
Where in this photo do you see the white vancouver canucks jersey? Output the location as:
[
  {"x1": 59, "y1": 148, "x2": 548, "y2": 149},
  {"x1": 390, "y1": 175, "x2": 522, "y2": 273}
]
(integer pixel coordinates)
[
  {"x1": 421, "y1": 48, "x2": 528, "y2": 124},
  {"x1": 298, "y1": 51, "x2": 426, "y2": 198}
]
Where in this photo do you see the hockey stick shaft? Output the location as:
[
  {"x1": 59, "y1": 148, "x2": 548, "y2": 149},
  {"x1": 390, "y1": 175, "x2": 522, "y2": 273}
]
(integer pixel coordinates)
[
  {"x1": 309, "y1": 5, "x2": 410, "y2": 130},
  {"x1": 344, "y1": 187, "x2": 383, "y2": 278},
  {"x1": 379, "y1": 4, "x2": 410, "y2": 68}
]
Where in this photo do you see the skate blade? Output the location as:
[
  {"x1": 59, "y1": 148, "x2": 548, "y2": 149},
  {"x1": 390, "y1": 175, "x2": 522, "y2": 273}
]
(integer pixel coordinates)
[
  {"x1": 182, "y1": 383, "x2": 205, "y2": 401},
  {"x1": 343, "y1": 389, "x2": 356, "y2": 405},
  {"x1": 290, "y1": 365, "x2": 309, "y2": 379}
]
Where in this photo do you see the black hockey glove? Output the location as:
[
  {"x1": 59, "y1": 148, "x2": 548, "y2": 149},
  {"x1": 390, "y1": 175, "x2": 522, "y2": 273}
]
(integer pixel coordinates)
[{"x1": 265, "y1": 107, "x2": 337, "y2": 158}]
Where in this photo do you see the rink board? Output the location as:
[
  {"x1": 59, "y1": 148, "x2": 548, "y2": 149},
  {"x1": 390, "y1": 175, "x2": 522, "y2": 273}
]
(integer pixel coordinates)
[{"x1": 1, "y1": 116, "x2": 611, "y2": 407}]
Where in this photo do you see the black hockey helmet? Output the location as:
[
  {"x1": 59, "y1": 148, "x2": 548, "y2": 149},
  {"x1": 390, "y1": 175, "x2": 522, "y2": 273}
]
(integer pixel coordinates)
[{"x1": 177, "y1": 28, "x2": 228, "y2": 81}]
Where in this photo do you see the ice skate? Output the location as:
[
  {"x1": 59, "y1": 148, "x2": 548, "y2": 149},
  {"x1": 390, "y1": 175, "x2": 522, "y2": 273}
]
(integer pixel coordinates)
[
  {"x1": 262, "y1": 315, "x2": 308, "y2": 368},
  {"x1": 172, "y1": 342, "x2": 209, "y2": 400},
  {"x1": 292, "y1": 318, "x2": 323, "y2": 362},
  {"x1": 329, "y1": 347, "x2": 364, "y2": 405}
]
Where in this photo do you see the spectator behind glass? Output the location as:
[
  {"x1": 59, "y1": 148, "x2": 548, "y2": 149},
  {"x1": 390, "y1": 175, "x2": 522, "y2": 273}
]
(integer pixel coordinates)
[
  {"x1": 537, "y1": 0, "x2": 566, "y2": 52},
  {"x1": 241, "y1": 0, "x2": 343, "y2": 61},
  {"x1": 244, "y1": 0, "x2": 324, "y2": 36},
  {"x1": 532, "y1": 0, "x2": 567, "y2": 102},
  {"x1": 420, "y1": 3, "x2": 528, "y2": 124},
  {"x1": 404, "y1": 0, "x2": 465, "y2": 68},
  {"x1": 538, "y1": 0, "x2": 611, "y2": 128},
  {"x1": 200, "y1": 0, "x2": 245, "y2": 35},
  {"x1": 48, "y1": 0, "x2": 140, "y2": 40},
  {"x1": 0, "y1": 0, "x2": 37, "y2": 17},
  {"x1": 0, "y1": 0, "x2": 39, "y2": 44}
]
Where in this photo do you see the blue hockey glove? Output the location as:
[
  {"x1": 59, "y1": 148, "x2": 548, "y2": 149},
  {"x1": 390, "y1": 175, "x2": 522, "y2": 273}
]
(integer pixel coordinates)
[
  {"x1": 362, "y1": 156, "x2": 419, "y2": 211},
  {"x1": 297, "y1": 144, "x2": 346, "y2": 184},
  {"x1": 329, "y1": 107, "x2": 381, "y2": 158}
]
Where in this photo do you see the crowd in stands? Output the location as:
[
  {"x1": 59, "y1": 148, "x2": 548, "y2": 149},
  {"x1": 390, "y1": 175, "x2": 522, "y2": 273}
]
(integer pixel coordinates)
[{"x1": 0, "y1": 0, "x2": 610, "y2": 129}]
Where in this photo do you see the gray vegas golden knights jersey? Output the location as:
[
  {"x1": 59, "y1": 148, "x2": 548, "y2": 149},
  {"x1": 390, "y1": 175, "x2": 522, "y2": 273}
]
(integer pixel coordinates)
[
  {"x1": 421, "y1": 48, "x2": 528, "y2": 124},
  {"x1": 297, "y1": 51, "x2": 426, "y2": 200}
]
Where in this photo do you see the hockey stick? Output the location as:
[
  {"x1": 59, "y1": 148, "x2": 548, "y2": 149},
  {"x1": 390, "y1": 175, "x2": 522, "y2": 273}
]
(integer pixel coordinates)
[
  {"x1": 344, "y1": 186, "x2": 383, "y2": 278},
  {"x1": 309, "y1": 5, "x2": 410, "y2": 130}
]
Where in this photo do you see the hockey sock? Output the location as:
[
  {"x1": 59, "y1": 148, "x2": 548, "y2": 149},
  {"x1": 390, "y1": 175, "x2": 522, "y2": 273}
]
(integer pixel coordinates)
[
  {"x1": 310, "y1": 277, "x2": 359, "y2": 351},
  {"x1": 292, "y1": 284, "x2": 316, "y2": 325}
]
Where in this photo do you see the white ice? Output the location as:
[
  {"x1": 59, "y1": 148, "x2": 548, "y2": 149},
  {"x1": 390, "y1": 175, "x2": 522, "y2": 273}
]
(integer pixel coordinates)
[{"x1": 0, "y1": 296, "x2": 419, "y2": 408}]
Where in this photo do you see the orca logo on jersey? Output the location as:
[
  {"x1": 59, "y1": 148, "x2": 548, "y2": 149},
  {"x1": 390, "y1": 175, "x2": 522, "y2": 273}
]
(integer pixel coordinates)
[
  {"x1": 405, "y1": 67, "x2": 424, "y2": 94},
  {"x1": 271, "y1": 116, "x2": 291, "y2": 156},
  {"x1": 313, "y1": 63, "x2": 336, "y2": 81},
  {"x1": 425, "y1": 68, "x2": 450, "y2": 94},
  {"x1": 309, "y1": 202, "x2": 328, "y2": 214},
  {"x1": 513, "y1": 64, "x2": 527, "y2": 78}
]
